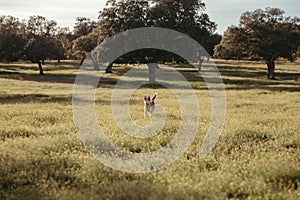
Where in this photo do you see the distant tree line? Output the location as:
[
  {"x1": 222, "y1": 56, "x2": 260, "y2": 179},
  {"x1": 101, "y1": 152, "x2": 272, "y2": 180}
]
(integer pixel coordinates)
[
  {"x1": 0, "y1": 15, "x2": 98, "y2": 74},
  {"x1": 0, "y1": 0, "x2": 221, "y2": 75},
  {"x1": 1, "y1": 1, "x2": 298, "y2": 79}
]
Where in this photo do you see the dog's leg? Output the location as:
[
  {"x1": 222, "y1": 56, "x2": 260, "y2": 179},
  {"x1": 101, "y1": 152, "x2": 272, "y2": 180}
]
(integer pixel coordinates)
[
  {"x1": 144, "y1": 97, "x2": 148, "y2": 118},
  {"x1": 144, "y1": 105, "x2": 147, "y2": 118},
  {"x1": 149, "y1": 93, "x2": 157, "y2": 118},
  {"x1": 149, "y1": 103, "x2": 155, "y2": 117}
]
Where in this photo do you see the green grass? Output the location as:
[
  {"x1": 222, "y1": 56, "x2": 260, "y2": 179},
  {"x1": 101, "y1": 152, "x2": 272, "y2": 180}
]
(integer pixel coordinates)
[{"x1": 0, "y1": 59, "x2": 300, "y2": 199}]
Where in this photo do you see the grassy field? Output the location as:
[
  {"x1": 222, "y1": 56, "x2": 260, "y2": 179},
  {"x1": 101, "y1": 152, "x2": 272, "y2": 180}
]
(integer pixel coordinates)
[{"x1": 0, "y1": 59, "x2": 299, "y2": 199}]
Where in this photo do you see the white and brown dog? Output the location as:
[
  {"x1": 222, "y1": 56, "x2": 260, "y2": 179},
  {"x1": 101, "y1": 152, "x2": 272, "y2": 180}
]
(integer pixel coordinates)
[{"x1": 144, "y1": 93, "x2": 157, "y2": 118}]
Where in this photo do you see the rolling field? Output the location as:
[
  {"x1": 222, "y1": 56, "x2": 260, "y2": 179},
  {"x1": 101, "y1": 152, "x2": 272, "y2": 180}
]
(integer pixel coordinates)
[{"x1": 0, "y1": 59, "x2": 299, "y2": 199}]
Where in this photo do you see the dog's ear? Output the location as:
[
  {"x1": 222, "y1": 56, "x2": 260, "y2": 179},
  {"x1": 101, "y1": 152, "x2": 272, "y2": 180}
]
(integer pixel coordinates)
[
  {"x1": 144, "y1": 96, "x2": 147, "y2": 101},
  {"x1": 148, "y1": 96, "x2": 150, "y2": 101},
  {"x1": 152, "y1": 93, "x2": 157, "y2": 101}
]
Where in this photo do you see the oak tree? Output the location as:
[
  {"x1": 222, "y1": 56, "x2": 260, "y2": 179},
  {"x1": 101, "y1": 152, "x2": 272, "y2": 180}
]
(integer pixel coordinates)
[
  {"x1": 94, "y1": 0, "x2": 217, "y2": 74},
  {"x1": 25, "y1": 16, "x2": 65, "y2": 74},
  {"x1": 0, "y1": 16, "x2": 26, "y2": 62},
  {"x1": 214, "y1": 8, "x2": 300, "y2": 79}
]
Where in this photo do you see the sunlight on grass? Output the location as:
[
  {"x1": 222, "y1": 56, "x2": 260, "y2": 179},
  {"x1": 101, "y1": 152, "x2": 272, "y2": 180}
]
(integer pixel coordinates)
[{"x1": 0, "y1": 60, "x2": 299, "y2": 199}]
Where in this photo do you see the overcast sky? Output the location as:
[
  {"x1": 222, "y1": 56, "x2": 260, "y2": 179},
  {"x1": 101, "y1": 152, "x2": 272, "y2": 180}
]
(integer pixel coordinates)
[{"x1": 0, "y1": 0, "x2": 299, "y2": 34}]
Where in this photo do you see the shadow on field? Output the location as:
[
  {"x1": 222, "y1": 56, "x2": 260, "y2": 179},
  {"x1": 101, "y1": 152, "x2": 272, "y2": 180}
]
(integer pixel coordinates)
[
  {"x1": 222, "y1": 76, "x2": 300, "y2": 92},
  {"x1": 226, "y1": 85, "x2": 300, "y2": 92},
  {"x1": 0, "y1": 61, "x2": 299, "y2": 92},
  {"x1": 0, "y1": 61, "x2": 80, "y2": 71},
  {"x1": 0, "y1": 71, "x2": 77, "y2": 84},
  {"x1": 219, "y1": 65, "x2": 300, "y2": 81},
  {"x1": 0, "y1": 62, "x2": 78, "y2": 84},
  {"x1": 218, "y1": 65, "x2": 266, "y2": 78},
  {"x1": 0, "y1": 71, "x2": 121, "y2": 88},
  {"x1": 0, "y1": 93, "x2": 143, "y2": 105},
  {"x1": 0, "y1": 65, "x2": 38, "y2": 71},
  {"x1": 0, "y1": 93, "x2": 72, "y2": 104}
]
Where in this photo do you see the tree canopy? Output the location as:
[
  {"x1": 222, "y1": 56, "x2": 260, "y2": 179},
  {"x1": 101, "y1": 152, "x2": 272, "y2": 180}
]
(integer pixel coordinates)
[
  {"x1": 214, "y1": 8, "x2": 300, "y2": 79},
  {"x1": 25, "y1": 16, "x2": 66, "y2": 74},
  {"x1": 91, "y1": 0, "x2": 217, "y2": 65},
  {"x1": 0, "y1": 16, "x2": 26, "y2": 62}
]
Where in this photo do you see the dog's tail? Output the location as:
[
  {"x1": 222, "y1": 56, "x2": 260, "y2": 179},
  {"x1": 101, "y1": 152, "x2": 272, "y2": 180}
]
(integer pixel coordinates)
[{"x1": 152, "y1": 93, "x2": 157, "y2": 101}]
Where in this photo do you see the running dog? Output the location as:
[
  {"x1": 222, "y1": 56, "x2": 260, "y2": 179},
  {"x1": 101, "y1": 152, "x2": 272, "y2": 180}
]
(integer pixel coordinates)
[{"x1": 144, "y1": 93, "x2": 157, "y2": 118}]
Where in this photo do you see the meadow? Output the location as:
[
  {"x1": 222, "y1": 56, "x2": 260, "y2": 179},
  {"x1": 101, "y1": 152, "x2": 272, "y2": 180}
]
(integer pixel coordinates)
[{"x1": 0, "y1": 59, "x2": 299, "y2": 199}]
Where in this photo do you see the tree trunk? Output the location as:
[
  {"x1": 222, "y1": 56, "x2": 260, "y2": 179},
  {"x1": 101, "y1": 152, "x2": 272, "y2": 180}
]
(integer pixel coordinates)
[
  {"x1": 147, "y1": 63, "x2": 157, "y2": 83},
  {"x1": 105, "y1": 63, "x2": 113, "y2": 73},
  {"x1": 38, "y1": 61, "x2": 44, "y2": 75},
  {"x1": 198, "y1": 52, "x2": 206, "y2": 72},
  {"x1": 80, "y1": 57, "x2": 85, "y2": 66},
  {"x1": 266, "y1": 60, "x2": 275, "y2": 80},
  {"x1": 198, "y1": 57, "x2": 204, "y2": 72},
  {"x1": 42, "y1": 60, "x2": 45, "y2": 65},
  {"x1": 58, "y1": 59, "x2": 61, "y2": 63},
  {"x1": 92, "y1": 57, "x2": 99, "y2": 71}
]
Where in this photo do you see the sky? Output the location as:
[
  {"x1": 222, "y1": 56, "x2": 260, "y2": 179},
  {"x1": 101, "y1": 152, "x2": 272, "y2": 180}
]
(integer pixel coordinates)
[{"x1": 0, "y1": 0, "x2": 299, "y2": 34}]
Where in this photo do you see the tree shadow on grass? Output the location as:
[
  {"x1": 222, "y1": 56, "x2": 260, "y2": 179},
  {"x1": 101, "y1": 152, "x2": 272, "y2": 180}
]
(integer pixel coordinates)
[
  {"x1": 273, "y1": 71, "x2": 300, "y2": 81},
  {"x1": 228, "y1": 85, "x2": 300, "y2": 92},
  {"x1": 222, "y1": 77, "x2": 300, "y2": 86},
  {"x1": 0, "y1": 71, "x2": 78, "y2": 84},
  {"x1": 0, "y1": 62, "x2": 299, "y2": 92},
  {"x1": 0, "y1": 61, "x2": 80, "y2": 71},
  {"x1": 0, "y1": 93, "x2": 145, "y2": 105},
  {"x1": 0, "y1": 70, "x2": 122, "y2": 88},
  {"x1": 0, "y1": 93, "x2": 72, "y2": 104},
  {"x1": 0, "y1": 65, "x2": 38, "y2": 71},
  {"x1": 218, "y1": 65, "x2": 266, "y2": 78},
  {"x1": 218, "y1": 65, "x2": 300, "y2": 81}
]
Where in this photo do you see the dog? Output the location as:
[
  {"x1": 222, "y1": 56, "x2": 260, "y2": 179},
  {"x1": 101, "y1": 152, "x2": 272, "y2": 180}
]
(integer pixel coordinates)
[{"x1": 144, "y1": 93, "x2": 157, "y2": 118}]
